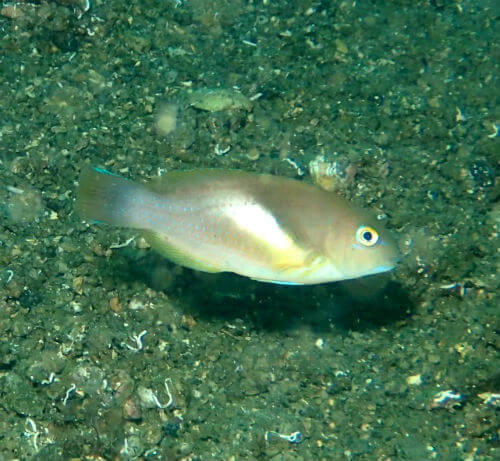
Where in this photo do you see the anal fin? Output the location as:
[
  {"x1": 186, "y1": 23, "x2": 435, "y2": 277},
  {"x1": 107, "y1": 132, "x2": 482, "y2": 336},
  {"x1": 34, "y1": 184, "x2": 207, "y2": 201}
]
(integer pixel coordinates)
[{"x1": 142, "y1": 230, "x2": 222, "y2": 273}]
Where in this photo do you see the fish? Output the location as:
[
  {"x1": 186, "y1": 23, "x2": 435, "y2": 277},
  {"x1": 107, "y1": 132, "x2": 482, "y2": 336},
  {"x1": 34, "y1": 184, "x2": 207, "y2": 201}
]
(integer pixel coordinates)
[{"x1": 75, "y1": 167, "x2": 400, "y2": 285}]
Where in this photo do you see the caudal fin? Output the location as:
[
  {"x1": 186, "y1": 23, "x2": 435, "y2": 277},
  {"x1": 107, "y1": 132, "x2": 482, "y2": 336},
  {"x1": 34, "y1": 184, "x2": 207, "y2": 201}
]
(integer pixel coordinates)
[{"x1": 76, "y1": 167, "x2": 142, "y2": 228}]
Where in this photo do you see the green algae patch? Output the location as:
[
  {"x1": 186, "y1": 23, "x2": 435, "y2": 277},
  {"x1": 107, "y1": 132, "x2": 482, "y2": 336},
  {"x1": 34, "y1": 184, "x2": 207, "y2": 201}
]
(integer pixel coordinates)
[{"x1": 187, "y1": 88, "x2": 252, "y2": 112}]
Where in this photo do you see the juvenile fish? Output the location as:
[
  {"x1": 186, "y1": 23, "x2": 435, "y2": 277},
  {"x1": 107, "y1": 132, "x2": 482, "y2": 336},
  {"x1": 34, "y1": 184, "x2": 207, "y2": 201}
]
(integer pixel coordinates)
[{"x1": 76, "y1": 168, "x2": 400, "y2": 285}]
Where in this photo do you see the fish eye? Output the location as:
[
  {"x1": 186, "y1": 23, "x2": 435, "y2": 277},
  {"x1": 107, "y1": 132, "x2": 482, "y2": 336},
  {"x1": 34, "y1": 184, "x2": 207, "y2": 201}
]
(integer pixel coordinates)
[{"x1": 356, "y1": 225, "x2": 380, "y2": 247}]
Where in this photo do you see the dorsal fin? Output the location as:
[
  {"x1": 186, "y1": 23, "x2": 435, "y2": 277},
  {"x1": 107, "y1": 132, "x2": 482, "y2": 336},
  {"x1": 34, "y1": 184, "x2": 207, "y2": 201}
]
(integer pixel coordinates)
[{"x1": 146, "y1": 169, "x2": 250, "y2": 195}]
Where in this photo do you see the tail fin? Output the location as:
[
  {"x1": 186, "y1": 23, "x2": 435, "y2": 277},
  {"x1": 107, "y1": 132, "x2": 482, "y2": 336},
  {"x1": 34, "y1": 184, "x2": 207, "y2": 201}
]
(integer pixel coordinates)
[{"x1": 76, "y1": 167, "x2": 143, "y2": 228}]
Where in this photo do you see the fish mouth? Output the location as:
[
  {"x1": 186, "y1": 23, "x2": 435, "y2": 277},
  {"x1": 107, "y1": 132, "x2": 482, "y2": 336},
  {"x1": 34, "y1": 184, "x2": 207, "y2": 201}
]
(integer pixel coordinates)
[
  {"x1": 370, "y1": 254, "x2": 401, "y2": 275},
  {"x1": 370, "y1": 265, "x2": 395, "y2": 276},
  {"x1": 390, "y1": 251, "x2": 402, "y2": 265}
]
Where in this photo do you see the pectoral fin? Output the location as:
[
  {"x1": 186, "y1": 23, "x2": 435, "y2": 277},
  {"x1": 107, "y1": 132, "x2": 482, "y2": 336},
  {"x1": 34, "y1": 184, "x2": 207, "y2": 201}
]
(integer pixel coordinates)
[{"x1": 256, "y1": 250, "x2": 325, "y2": 284}]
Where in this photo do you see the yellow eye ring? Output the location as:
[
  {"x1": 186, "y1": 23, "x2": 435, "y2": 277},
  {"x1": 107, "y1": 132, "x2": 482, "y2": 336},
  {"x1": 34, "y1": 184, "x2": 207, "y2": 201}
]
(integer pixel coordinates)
[{"x1": 356, "y1": 225, "x2": 380, "y2": 247}]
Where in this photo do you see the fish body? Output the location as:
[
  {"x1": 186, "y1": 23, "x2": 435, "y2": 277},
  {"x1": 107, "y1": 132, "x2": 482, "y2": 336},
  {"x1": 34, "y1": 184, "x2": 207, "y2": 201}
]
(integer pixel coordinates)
[{"x1": 76, "y1": 168, "x2": 400, "y2": 285}]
